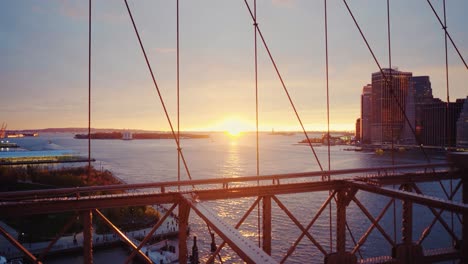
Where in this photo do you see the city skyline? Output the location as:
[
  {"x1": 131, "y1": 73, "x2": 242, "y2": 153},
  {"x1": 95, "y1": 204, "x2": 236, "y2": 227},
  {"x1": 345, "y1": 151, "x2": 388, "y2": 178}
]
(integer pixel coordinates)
[{"x1": 1, "y1": 0, "x2": 467, "y2": 131}]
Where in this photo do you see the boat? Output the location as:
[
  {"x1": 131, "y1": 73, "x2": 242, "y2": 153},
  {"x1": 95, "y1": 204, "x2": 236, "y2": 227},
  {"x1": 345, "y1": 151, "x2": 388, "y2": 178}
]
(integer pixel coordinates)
[
  {"x1": 0, "y1": 140, "x2": 18, "y2": 148},
  {"x1": 6, "y1": 134, "x2": 24, "y2": 138}
]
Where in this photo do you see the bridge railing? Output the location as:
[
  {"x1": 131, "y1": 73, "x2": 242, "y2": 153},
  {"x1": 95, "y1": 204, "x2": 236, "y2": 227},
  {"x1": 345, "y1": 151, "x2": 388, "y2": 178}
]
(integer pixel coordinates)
[{"x1": 0, "y1": 162, "x2": 451, "y2": 202}]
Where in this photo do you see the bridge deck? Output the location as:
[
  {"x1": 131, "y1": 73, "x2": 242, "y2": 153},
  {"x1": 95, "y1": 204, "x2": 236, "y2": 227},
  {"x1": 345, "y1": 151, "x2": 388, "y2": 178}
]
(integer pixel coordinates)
[{"x1": 183, "y1": 194, "x2": 278, "y2": 264}]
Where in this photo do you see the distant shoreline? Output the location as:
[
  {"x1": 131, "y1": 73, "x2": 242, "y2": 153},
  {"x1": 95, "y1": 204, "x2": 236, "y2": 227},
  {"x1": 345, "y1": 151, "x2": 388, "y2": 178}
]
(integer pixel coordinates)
[
  {"x1": 74, "y1": 132, "x2": 209, "y2": 140},
  {"x1": 4, "y1": 127, "x2": 355, "y2": 134}
]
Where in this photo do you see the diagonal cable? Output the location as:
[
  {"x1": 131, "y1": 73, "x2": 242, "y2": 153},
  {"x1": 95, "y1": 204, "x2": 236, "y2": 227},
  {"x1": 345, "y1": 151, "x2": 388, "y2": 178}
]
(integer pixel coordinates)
[
  {"x1": 426, "y1": 0, "x2": 468, "y2": 69},
  {"x1": 124, "y1": 0, "x2": 193, "y2": 182},
  {"x1": 342, "y1": 0, "x2": 433, "y2": 164},
  {"x1": 243, "y1": 0, "x2": 324, "y2": 172}
]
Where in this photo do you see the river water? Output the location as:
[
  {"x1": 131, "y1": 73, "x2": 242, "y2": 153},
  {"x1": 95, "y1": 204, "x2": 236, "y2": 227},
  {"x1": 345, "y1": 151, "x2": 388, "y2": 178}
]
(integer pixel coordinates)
[{"x1": 8, "y1": 132, "x2": 459, "y2": 263}]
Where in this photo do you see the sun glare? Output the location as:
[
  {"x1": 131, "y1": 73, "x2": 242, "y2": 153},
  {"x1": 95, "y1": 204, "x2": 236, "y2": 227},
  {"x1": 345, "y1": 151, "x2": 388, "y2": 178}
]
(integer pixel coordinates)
[
  {"x1": 210, "y1": 117, "x2": 252, "y2": 137},
  {"x1": 227, "y1": 128, "x2": 242, "y2": 137}
]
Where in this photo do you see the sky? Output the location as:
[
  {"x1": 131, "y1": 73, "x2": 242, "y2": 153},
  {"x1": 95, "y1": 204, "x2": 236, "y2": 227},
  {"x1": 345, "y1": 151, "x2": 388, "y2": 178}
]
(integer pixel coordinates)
[{"x1": 1, "y1": 0, "x2": 467, "y2": 132}]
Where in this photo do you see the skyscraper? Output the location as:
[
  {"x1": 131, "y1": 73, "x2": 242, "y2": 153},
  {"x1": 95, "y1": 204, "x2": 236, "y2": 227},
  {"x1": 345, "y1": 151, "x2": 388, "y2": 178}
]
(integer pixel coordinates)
[
  {"x1": 456, "y1": 97, "x2": 468, "y2": 148},
  {"x1": 412, "y1": 76, "x2": 433, "y2": 139},
  {"x1": 412, "y1": 76, "x2": 433, "y2": 103},
  {"x1": 360, "y1": 84, "x2": 372, "y2": 144},
  {"x1": 419, "y1": 98, "x2": 465, "y2": 147},
  {"x1": 370, "y1": 68, "x2": 412, "y2": 144},
  {"x1": 355, "y1": 118, "x2": 361, "y2": 141}
]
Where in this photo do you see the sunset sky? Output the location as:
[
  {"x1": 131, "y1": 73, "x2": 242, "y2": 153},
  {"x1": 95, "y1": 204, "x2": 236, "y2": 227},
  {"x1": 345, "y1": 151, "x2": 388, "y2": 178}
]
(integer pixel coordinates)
[{"x1": 1, "y1": 0, "x2": 467, "y2": 132}]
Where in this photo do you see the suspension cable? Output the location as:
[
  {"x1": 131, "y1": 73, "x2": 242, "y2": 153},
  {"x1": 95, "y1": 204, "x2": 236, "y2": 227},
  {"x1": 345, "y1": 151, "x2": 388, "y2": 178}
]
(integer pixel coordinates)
[
  {"x1": 386, "y1": 0, "x2": 397, "y2": 244},
  {"x1": 324, "y1": 0, "x2": 331, "y2": 179},
  {"x1": 177, "y1": 0, "x2": 181, "y2": 189},
  {"x1": 342, "y1": 0, "x2": 432, "y2": 164},
  {"x1": 124, "y1": 0, "x2": 193, "y2": 181},
  {"x1": 253, "y1": 0, "x2": 261, "y2": 249},
  {"x1": 87, "y1": 0, "x2": 92, "y2": 182},
  {"x1": 426, "y1": 0, "x2": 467, "y2": 70},
  {"x1": 443, "y1": 0, "x2": 454, "y2": 249},
  {"x1": 243, "y1": 0, "x2": 324, "y2": 171},
  {"x1": 443, "y1": 0, "x2": 450, "y2": 149},
  {"x1": 323, "y1": 0, "x2": 333, "y2": 252},
  {"x1": 387, "y1": 0, "x2": 394, "y2": 166}
]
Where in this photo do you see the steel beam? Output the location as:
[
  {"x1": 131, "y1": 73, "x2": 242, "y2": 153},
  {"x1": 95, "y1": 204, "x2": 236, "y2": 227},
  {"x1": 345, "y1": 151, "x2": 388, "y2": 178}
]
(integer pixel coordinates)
[
  {"x1": 462, "y1": 168, "x2": 468, "y2": 263},
  {"x1": 0, "y1": 163, "x2": 450, "y2": 201},
  {"x1": 263, "y1": 195, "x2": 272, "y2": 255},
  {"x1": 0, "y1": 181, "x2": 343, "y2": 217},
  {"x1": 272, "y1": 195, "x2": 326, "y2": 255},
  {"x1": 38, "y1": 213, "x2": 78, "y2": 261},
  {"x1": 281, "y1": 191, "x2": 336, "y2": 263},
  {"x1": 124, "y1": 203, "x2": 177, "y2": 264},
  {"x1": 401, "y1": 184, "x2": 413, "y2": 245},
  {"x1": 182, "y1": 194, "x2": 277, "y2": 263},
  {"x1": 0, "y1": 225, "x2": 42, "y2": 264},
  {"x1": 179, "y1": 199, "x2": 191, "y2": 264},
  {"x1": 206, "y1": 197, "x2": 262, "y2": 263},
  {"x1": 92, "y1": 209, "x2": 152, "y2": 264},
  {"x1": 82, "y1": 210, "x2": 93, "y2": 264},
  {"x1": 336, "y1": 190, "x2": 347, "y2": 253},
  {"x1": 350, "y1": 181, "x2": 468, "y2": 213}
]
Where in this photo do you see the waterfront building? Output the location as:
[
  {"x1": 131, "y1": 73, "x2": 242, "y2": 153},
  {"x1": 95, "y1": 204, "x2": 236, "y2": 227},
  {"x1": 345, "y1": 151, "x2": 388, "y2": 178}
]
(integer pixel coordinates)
[
  {"x1": 355, "y1": 118, "x2": 361, "y2": 141},
  {"x1": 457, "y1": 97, "x2": 468, "y2": 148},
  {"x1": 370, "y1": 68, "x2": 412, "y2": 144},
  {"x1": 123, "y1": 131, "x2": 133, "y2": 140},
  {"x1": 412, "y1": 76, "x2": 433, "y2": 103},
  {"x1": 360, "y1": 84, "x2": 372, "y2": 144},
  {"x1": 400, "y1": 81, "x2": 416, "y2": 144},
  {"x1": 412, "y1": 76, "x2": 433, "y2": 140},
  {"x1": 419, "y1": 98, "x2": 466, "y2": 147}
]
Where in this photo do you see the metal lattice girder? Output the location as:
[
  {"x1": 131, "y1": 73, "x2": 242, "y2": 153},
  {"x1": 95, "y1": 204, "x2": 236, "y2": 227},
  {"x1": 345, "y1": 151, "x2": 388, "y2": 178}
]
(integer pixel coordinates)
[
  {"x1": 350, "y1": 181, "x2": 468, "y2": 214},
  {"x1": 182, "y1": 194, "x2": 278, "y2": 264}
]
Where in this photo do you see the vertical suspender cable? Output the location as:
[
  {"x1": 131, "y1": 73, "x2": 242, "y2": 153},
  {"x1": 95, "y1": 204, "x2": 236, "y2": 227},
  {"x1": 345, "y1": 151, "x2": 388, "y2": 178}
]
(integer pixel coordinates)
[
  {"x1": 323, "y1": 0, "x2": 333, "y2": 252},
  {"x1": 443, "y1": 0, "x2": 454, "y2": 248},
  {"x1": 254, "y1": 0, "x2": 261, "y2": 248},
  {"x1": 387, "y1": 0, "x2": 394, "y2": 167},
  {"x1": 387, "y1": 0, "x2": 397, "y2": 244},
  {"x1": 443, "y1": 0, "x2": 450, "y2": 148},
  {"x1": 177, "y1": 0, "x2": 181, "y2": 190},
  {"x1": 88, "y1": 0, "x2": 92, "y2": 182}
]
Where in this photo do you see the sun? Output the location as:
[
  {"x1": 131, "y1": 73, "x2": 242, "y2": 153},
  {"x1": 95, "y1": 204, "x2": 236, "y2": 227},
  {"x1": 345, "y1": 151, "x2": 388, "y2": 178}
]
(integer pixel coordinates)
[
  {"x1": 210, "y1": 117, "x2": 252, "y2": 137},
  {"x1": 226, "y1": 127, "x2": 242, "y2": 137}
]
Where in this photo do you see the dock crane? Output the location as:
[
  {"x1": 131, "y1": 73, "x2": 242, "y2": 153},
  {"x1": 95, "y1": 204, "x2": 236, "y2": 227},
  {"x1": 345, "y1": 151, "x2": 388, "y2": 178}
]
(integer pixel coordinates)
[{"x1": 0, "y1": 122, "x2": 6, "y2": 138}]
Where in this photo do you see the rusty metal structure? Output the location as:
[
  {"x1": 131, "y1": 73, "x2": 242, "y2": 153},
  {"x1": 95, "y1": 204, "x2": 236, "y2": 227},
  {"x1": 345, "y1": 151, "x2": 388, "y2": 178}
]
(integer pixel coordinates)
[
  {"x1": 1, "y1": 0, "x2": 467, "y2": 263},
  {"x1": 1, "y1": 160, "x2": 468, "y2": 263}
]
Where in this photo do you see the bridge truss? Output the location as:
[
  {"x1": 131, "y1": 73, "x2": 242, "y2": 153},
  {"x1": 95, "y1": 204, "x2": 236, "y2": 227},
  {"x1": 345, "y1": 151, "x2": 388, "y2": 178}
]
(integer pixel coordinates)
[{"x1": 1, "y1": 162, "x2": 468, "y2": 263}]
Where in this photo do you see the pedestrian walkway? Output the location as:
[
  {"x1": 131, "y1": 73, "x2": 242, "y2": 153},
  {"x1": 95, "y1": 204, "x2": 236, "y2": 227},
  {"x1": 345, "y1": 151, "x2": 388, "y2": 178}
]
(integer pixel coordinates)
[{"x1": 0, "y1": 205, "x2": 179, "y2": 261}]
